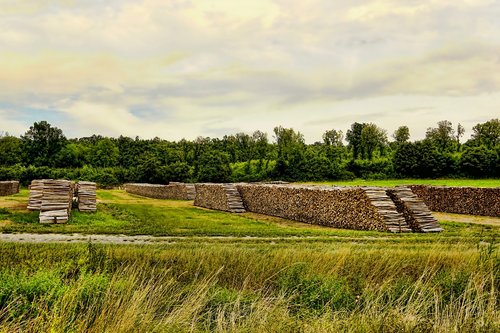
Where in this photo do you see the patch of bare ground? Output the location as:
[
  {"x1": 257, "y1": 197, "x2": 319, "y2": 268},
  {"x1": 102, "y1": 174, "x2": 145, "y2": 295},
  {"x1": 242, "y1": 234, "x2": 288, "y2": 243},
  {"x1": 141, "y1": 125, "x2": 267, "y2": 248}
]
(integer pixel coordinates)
[{"x1": 433, "y1": 212, "x2": 500, "y2": 226}]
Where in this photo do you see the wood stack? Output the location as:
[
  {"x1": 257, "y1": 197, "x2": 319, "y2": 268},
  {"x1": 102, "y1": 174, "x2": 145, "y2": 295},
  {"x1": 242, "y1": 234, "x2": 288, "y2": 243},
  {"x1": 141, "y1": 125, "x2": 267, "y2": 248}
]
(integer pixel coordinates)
[
  {"x1": 224, "y1": 184, "x2": 246, "y2": 213},
  {"x1": 0, "y1": 181, "x2": 19, "y2": 196},
  {"x1": 387, "y1": 187, "x2": 442, "y2": 232},
  {"x1": 363, "y1": 187, "x2": 411, "y2": 233},
  {"x1": 27, "y1": 179, "x2": 45, "y2": 210},
  {"x1": 185, "y1": 184, "x2": 196, "y2": 200},
  {"x1": 125, "y1": 183, "x2": 196, "y2": 200},
  {"x1": 77, "y1": 181, "x2": 97, "y2": 212},
  {"x1": 39, "y1": 180, "x2": 73, "y2": 224}
]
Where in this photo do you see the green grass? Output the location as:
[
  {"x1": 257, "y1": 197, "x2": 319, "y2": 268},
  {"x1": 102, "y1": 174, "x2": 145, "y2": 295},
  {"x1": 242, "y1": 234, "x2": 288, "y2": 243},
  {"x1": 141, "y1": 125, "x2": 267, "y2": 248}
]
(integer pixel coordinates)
[
  {"x1": 301, "y1": 178, "x2": 500, "y2": 187},
  {"x1": 0, "y1": 190, "x2": 498, "y2": 243},
  {"x1": 0, "y1": 241, "x2": 497, "y2": 332}
]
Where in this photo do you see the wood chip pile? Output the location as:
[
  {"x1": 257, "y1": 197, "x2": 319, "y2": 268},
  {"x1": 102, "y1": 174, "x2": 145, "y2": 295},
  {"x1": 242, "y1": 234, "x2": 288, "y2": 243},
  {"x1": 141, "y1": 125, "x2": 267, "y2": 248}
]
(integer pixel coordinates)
[
  {"x1": 77, "y1": 181, "x2": 97, "y2": 212},
  {"x1": 124, "y1": 183, "x2": 196, "y2": 200},
  {"x1": 194, "y1": 183, "x2": 246, "y2": 213},
  {"x1": 0, "y1": 181, "x2": 19, "y2": 196},
  {"x1": 410, "y1": 185, "x2": 500, "y2": 217},
  {"x1": 39, "y1": 180, "x2": 74, "y2": 224},
  {"x1": 387, "y1": 187, "x2": 443, "y2": 232},
  {"x1": 237, "y1": 184, "x2": 394, "y2": 232}
]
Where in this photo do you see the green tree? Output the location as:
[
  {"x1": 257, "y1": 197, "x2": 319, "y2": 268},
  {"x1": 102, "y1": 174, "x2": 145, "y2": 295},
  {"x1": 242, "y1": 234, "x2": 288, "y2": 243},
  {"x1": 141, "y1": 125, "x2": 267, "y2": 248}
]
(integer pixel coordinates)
[
  {"x1": 88, "y1": 138, "x2": 119, "y2": 168},
  {"x1": 21, "y1": 121, "x2": 67, "y2": 166},
  {"x1": 425, "y1": 120, "x2": 456, "y2": 153},
  {"x1": 197, "y1": 151, "x2": 231, "y2": 182},
  {"x1": 460, "y1": 146, "x2": 496, "y2": 178},
  {"x1": 469, "y1": 118, "x2": 500, "y2": 149},
  {"x1": 0, "y1": 135, "x2": 22, "y2": 166},
  {"x1": 346, "y1": 122, "x2": 364, "y2": 160},
  {"x1": 360, "y1": 123, "x2": 387, "y2": 160},
  {"x1": 392, "y1": 126, "x2": 410, "y2": 144}
]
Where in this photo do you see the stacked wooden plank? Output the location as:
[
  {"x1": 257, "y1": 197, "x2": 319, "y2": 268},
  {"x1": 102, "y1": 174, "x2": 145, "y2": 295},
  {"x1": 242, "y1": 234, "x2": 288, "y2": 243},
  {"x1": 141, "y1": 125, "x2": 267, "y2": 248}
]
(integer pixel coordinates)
[
  {"x1": 27, "y1": 179, "x2": 45, "y2": 210},
  {"x1": 410, "y1": 185, "x2": 500, "y2": 217},
  {"x1": 0, "y1": 181, "x2": 20, "y2": 196},
  {"x1": 386, "y1": 187, "x2": 443, "y2": 232},
  {"x1": 194, "y1": 183, "x2": 246, "y2": 213},
  {"x1": 363, "y1": 187, "x2": 411, "y2": 233},
  {"x1": 77, "y1": 181, "x2": 97, "y2": 212},
  {"x1": 124, "y1": 183, "x2": 196, "y2": 200},
  {"x1": 39, "y1": 180, "x2": 73, "y2": 224}
]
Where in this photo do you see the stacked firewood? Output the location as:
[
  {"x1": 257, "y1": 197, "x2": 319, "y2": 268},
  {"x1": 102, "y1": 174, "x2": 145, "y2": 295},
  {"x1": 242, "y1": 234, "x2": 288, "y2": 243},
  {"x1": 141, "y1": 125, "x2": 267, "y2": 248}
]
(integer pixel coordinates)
[
  {"x1": 125, "y1": 183, "x2": 196, "y2": 200},
  {"x1": 236, "y1": 184, "x2": 393, "y2": 232},
  {"x1": 77, "y1": 181, "x2": 97, "y2": 212},
  {"x1": 39, "y1": 180, "x2": 74, "y2": 224},
  {"x1": 0, "y1": 181, "x2": 20, "y2": 196},
  {"x1": 386, "y1": 187, "x2": 442, "y2": 232},
  {"x1": 363, "y1": 187, "x2": 411, "y2": 233},
  {"x1": 194, "y1": 183, "x2": 246, "y2": 213},
  {"x1": 410, "y1": 185, "x2": 500, "y2": 217},
  {"x1": 27, "y1": 179, "x2": 45, "y2": 210}
]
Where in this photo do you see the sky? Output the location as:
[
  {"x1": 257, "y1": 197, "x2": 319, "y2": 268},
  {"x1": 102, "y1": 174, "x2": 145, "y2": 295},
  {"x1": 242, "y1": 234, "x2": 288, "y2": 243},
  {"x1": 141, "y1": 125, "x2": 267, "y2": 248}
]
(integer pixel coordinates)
[{"x1": 0, "y1": 0, "x2": 499, "y2": 143}]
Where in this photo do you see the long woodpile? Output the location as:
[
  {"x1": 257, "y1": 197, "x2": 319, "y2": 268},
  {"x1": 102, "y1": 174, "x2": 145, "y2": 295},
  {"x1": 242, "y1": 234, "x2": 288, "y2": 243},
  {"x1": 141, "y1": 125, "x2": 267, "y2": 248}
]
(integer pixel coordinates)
[
  {"x1": 124, "y1": 183, "x2": 196, "y2": 200},
  {"x1": 410, "y1": 185, "x2": 500, "y2": 217},
  {"x1": 387, "y1": 187, "x2": 443, "y2": 232},
  {"x1": 236, "y1": 184, "x2": 396, "y2": 231},
  {"x1": 194, "y1": 183, "x2": 246, "y2": 213},
  {"x1": 0, "y1": 181, "x2": 19, "y2": 196},
  {"x1": 39, "y1": 180, "x2": 74, "y2": 224},
  {"x1": 77, "y1": 181, "x2": 97, "y2": 212}
]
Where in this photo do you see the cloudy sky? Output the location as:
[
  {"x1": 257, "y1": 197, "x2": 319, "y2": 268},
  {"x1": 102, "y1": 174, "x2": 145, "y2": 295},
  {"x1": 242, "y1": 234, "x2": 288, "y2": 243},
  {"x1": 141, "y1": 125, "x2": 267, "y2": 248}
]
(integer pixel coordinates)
[{"x1": 0, "y1": 0, "x2": 499, "y2": 142}]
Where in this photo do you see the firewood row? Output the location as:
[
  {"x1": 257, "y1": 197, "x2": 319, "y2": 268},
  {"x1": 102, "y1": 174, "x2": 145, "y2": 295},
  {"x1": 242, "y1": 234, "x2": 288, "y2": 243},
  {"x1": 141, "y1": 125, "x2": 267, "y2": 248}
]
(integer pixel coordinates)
[
  {"x1": 387, "y1": 187, "x2": 443, "y2": 232},
  {"x1": 77, "y1": 181, "x2": 97, "y2": 212},
  {"x1": 410, "y1": 185, "x2": 500, "y2": 217},
  {"x1": 236, "y1": 184, "x2": 392, "y2": 232},
  {"x1": 125, "y1": 183, "x2": 196, "y2": 200},
  {"x1": 0, "y1": 181, "x2": 19, "y2": 196}
]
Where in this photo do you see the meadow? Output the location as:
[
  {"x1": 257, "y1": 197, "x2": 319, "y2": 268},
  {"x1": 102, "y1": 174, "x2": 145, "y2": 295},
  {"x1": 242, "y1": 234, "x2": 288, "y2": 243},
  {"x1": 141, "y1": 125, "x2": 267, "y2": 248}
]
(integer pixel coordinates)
[{"x1": 0, "y1": 184, "x2": 498, "y2": 332}]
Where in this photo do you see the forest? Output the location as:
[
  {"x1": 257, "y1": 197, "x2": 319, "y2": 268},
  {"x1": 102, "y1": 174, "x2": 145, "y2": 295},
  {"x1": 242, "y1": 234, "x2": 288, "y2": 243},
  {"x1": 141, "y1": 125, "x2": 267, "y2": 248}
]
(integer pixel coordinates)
[{"x1": 0, "y1": 119, "x2": 498, "y2": 187}]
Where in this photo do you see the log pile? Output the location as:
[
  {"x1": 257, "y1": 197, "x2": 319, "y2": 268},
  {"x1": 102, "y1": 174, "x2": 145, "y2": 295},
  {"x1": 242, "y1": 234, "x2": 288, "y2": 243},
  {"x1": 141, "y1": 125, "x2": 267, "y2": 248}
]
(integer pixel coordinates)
[
  {"x1": 363, "y1": 187, "x2": 411, "y2": 233},
  {"x1": 124, "y1": 183, "x2": 196, "y2": 200},
  {"x1": 194, "y1": 183, "x2": 246, "y2": 213},
  {"x1": 236, "y1": 184, "x2": 392, "y2": 232},
  {"x1": 39, "y1": 180, "x2": 74, "y2": 224},
  {"x1": 387, "y1": 187, "x2": 443, "y2": 232},
  {"x1": 410, "y1": 185, "x2": 500, "y2": 217},
  {"x1": 77, "y1": 181, "x2": 97, "y2": 212},
  {"x1": 0, "y1": 181, "x2": 19, "y2": 196},
  {"x1": 28, "y1": 179, "x2": 45, "y2": 210}
]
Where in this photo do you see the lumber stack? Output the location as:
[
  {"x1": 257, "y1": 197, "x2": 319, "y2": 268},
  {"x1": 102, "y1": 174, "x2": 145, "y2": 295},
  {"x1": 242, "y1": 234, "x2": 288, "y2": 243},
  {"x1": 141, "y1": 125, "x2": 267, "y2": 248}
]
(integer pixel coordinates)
[
  {"x1": 387, "y1": 187, "x2": 443, "y2": 232},
  {"x1": 77, "y1": 181, "x2": 97, "y2": 212},
  {"x1": 39, "y1": 180, "x2": 73, "y2": 224},
  {"x1": 27, "y1": 179, "x2": 45, "y2": 210},
  {"x1": 410, "y1": 185, "x2": 500, "y2": 217},
  {"x1": 363, "y1": 187, "x2": 411, "y2": 233},
  {"x1": 237, "y1": 184, "x2": 392, "y2": 231},
  {"x1": 124, "y1": 183, "x2": 196, "y2": 200},
  {"x1": 194, "y1": 183, "x2": 246, "y2": 213},
  {"x1": 0, "y1": 180, "x2": 20, "y2": 196}
]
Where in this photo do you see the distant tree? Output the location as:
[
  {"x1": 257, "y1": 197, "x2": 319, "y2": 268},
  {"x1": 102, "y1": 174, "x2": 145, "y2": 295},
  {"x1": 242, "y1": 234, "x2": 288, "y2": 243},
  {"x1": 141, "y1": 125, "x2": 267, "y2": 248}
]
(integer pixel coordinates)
[
  {"x1": 88, "y1": 138, "x2": 119, "y2": 168},
  {"x1": 273, "y1": 126, "x2": 306, "y2": 179},
  {"x1": 470, "y1": 118, "x2": 500, "y2": 149},
  {"x1": 456, "y1": 123, "x2": 465, "y2": 150},
  {"x1": 393, "y1": 126, "x2": 410, "y2": 144},
  {"x1": 459, "y1": 146, "x2": 497, "y2": 178},
  {"x1": 0, "y1": 135, "x2": 22, "y2": 166},
  {"x1": 346, "y1": 122, "x2": 364, "y2": 160},
  {"x1": 425, "y1": 120, "x2": 456, "y2": 152},
  {"x1": 54, "y1": 143, "x2": 88, "y2": 168},
  {"x1": 322, "y1": 129, "x2": 344, "y2": 147},
  {"x1": 197, "y1": 150, "x2": 231, "y2": 182},
  {"x1": 21, "y1": 121, "x2": 67, "y2": 166},
  {"x1": 360, "y1": 123, "x2": 388, "y2": 160}
]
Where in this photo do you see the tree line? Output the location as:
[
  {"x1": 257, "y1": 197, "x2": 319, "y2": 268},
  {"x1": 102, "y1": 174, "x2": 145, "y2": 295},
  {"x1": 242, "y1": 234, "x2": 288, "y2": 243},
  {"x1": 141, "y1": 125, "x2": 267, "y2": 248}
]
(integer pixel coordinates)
[{"x1": 0, "y1": 119, "x2": 498, "y2": 186}]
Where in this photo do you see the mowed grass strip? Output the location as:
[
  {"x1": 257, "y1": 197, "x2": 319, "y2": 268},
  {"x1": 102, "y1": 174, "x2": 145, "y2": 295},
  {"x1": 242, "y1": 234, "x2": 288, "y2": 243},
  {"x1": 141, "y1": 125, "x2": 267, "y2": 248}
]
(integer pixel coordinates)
[
  {"x1": 0, "y1": 241, "x2": 497, "y2": 332},
  {"x1": 0, "y1": 189, "x2": 498, "y2": 242}
]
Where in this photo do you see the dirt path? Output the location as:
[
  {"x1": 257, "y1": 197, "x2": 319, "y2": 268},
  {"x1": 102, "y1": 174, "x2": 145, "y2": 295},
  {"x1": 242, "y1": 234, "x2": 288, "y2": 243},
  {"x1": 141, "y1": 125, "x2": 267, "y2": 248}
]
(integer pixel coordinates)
[{"x1": 432, "y1": 212, "x2": 500, "y2": 226}]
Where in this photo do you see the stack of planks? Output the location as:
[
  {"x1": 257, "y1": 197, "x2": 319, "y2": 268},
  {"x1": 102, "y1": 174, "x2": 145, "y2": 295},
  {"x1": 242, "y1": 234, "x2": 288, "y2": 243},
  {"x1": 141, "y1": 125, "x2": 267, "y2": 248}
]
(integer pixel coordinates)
[
  {"x1": 77, "y1": 181, "x2": 97, "y2": 212},
  {"x1": 363, "y1": 187, "x2": 412, "y2": 233},
  {"x1": 185, "y1": 184, "x2": 196, "y2": 200},
  {"x1": 387, "y1": 187, "x2": 443, "y2": 232},
  {"x1": 27, "y1": 179, "x2": 45, "y2": 210},
  {"x1": 39, "y1": 180, "x2": 74, "y2": 224},
  {"x1": 224, "y1": 184, "x2": 246, "y2": 213}
]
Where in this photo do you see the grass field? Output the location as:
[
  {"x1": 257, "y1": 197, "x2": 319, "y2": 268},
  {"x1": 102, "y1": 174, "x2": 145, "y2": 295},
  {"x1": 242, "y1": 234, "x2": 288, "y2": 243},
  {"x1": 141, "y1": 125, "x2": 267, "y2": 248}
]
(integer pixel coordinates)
[
  {"x1": 301, "y1": 178, "x2": 500, "y2": 187},
  {"x1": 0, "y1": 185, "x2": 498, "y2": 332}
]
